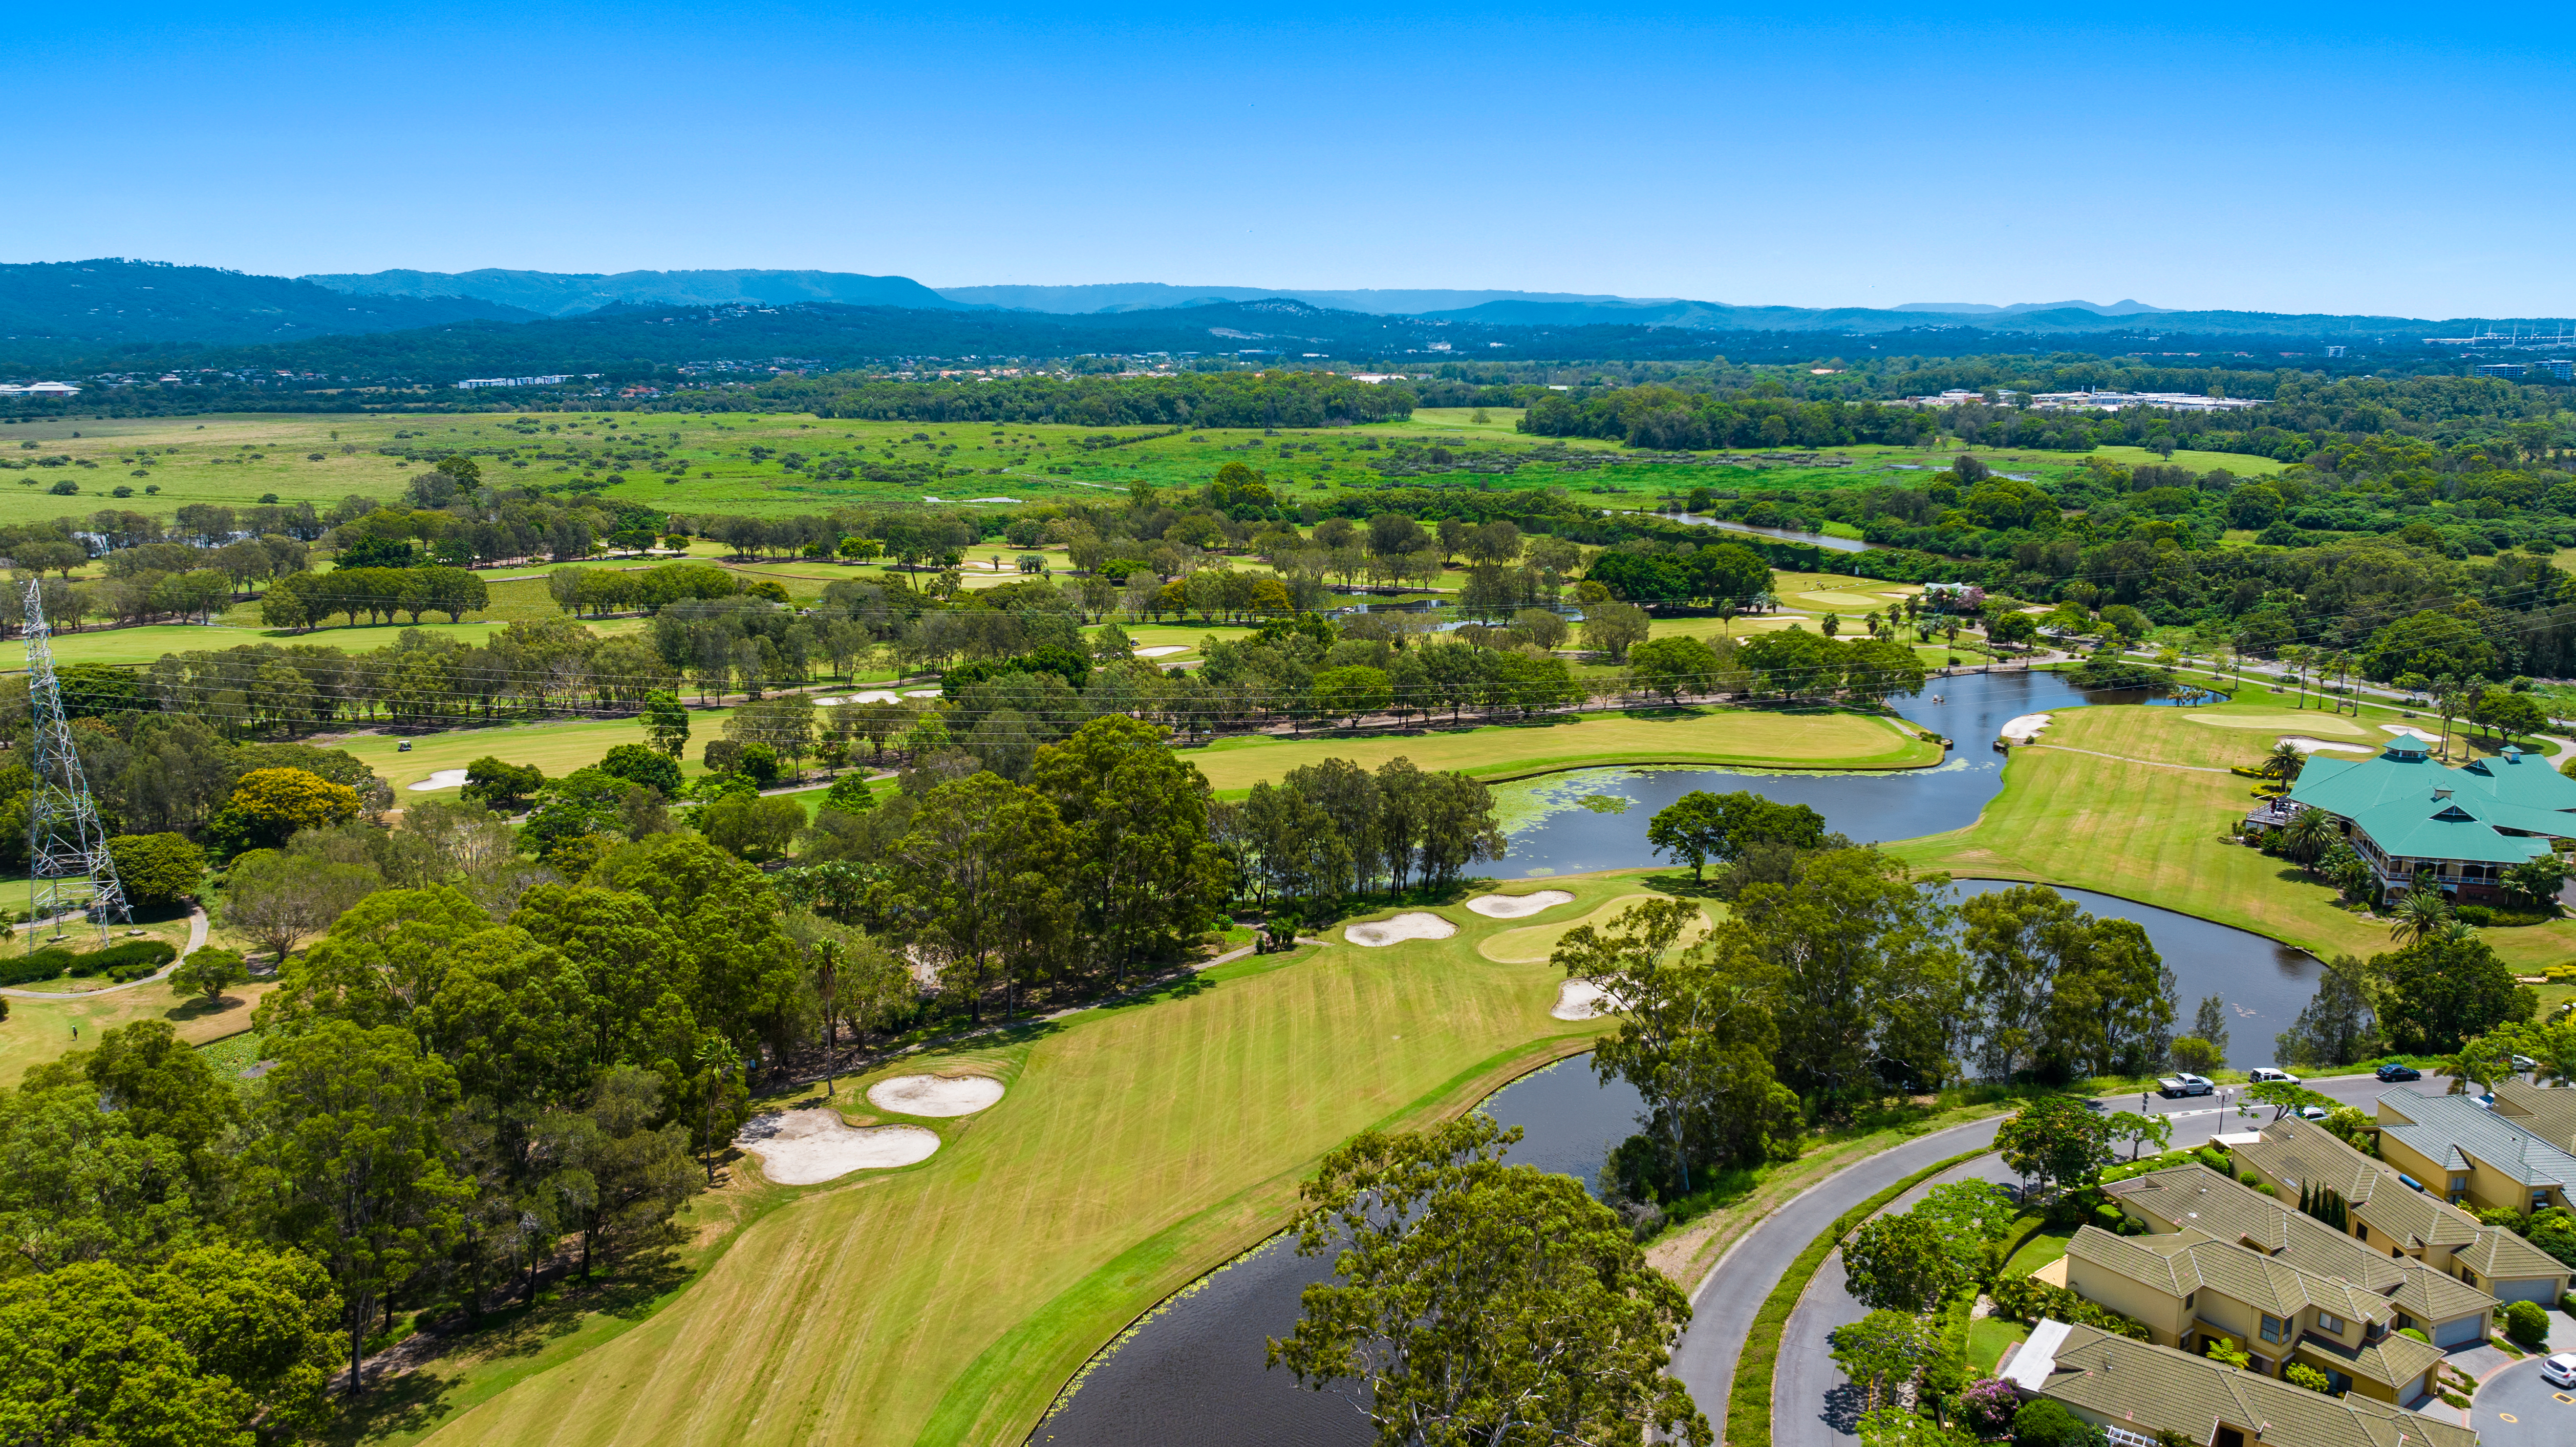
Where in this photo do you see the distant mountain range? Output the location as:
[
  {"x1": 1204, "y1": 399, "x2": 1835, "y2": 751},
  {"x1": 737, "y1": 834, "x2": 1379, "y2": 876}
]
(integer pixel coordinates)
[
  {"x1": 0, "y1": 259, "x2": 540, "y2": 352},
  {"x1": 2, "y1": 259, "x2": 2569, "y2": 379},
  {"x1": 303, "y1": 267, "x2": 967, "y2": 318}
]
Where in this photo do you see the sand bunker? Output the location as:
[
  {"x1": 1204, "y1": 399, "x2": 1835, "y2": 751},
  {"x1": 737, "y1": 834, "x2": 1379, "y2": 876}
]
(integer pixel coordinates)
[
  {"x1": 1998, "y1": 713, "x2": 2051, "y2": 744},
  {"x1": 2188, "y1": 713, "x2": 2367, "y2": 736},
  {"x1": 1466, "y1": 889, "x2": 1576, "y2": 919},
  {"x1": 408, "y1": 768, "x2": 469, "y2": 792},
  {"x1": 1551, "y1": 979, "x2": 1624, "y2": 1021},
  {"x1": 734, "y1": 1108, "x2": 937, "y2": 1184},
  {"x1": 816, "y1": 691, "x2": 906, "y2": 706},
  {"x1": 1344, "y1": 912, "x2": 1459, "y2": 947},
  {"x1": 2280, "y1": 736, "x2": 2371, "y2": 754},
  {"x1": 866, "y1": 1073, "x2": 1005, "y2": 1117},
  {"x1": 1134, "y1": 645, "x2": 1189, "y2": 658},
  {"x1": 2382, "y1": 724, "x2": 2443, "y2": 743},
  {"x1": 903, "y1": 689, "x2": 944, "y2": 699}
]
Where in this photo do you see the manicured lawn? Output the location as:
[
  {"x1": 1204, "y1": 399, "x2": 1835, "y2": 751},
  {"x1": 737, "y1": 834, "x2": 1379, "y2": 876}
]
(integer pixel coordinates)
[
  {"x1": 2, "y1": 978, "x2": 275, "y2": 1087},
  {"x1": 1971, "y1": 1316, "x2": 2031, "y2": 1375},
  {"x1": 394, "y1": 875, "x2": 1633, "y2": 1447},
  {"x1": 1187, "y1": 705, "x2": 1941, "y2": 792},
  {"x1": 1888, "y1": 701, "x2": 2576, "y2": 971},
  {"x1": 340, "y1": 714, "x2": 717, "y2": 793},
  {"x1": 2004, "y1": 1224, "x2": 2078, "y2": 1278}
]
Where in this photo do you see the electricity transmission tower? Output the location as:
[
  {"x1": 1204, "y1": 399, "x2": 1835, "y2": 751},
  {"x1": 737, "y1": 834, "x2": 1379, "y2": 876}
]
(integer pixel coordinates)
[{"x1": 22, "y1": 578, "x2": 126, "y2": 951}]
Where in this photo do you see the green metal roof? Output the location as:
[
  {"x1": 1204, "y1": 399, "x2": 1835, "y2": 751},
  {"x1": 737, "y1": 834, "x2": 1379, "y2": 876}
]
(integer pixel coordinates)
[{"x1": 2287, "y1": 743, "x2": 2576, "y2": 863}]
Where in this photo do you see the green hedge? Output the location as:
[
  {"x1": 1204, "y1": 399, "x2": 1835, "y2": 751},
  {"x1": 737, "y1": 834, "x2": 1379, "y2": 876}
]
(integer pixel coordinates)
[
  {"x1": 0, "y1": 937, "x2": 176, "y2": 988},
  {"x1": 1724, "y1": 1147, "x2": 1994, "y2": 1447}
]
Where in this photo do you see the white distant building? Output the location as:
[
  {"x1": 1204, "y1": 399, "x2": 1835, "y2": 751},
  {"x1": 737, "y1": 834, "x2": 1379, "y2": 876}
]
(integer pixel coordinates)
[
  {"x1": 0, "y1": 381, "x2": 82, "y2": 397},
  {"x1": 454, "y1": 375, "x2": 572, "y2": 390}
]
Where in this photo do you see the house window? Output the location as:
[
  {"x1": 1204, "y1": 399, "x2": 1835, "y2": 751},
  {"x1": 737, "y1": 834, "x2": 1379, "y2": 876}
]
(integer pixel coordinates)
[
  {"x1": 2260, "y1": 1315, "x2": 2284, "y2": 1344},
  {"x1": 2317, "y1": 1312, "x2": 2342, "y2": 1334}
]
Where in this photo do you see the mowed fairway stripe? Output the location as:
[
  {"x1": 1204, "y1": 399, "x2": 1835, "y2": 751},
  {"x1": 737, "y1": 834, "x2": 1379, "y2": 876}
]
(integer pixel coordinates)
[{"x1": 423, "y1": 936, "x2": 1593, "y2": 1447}]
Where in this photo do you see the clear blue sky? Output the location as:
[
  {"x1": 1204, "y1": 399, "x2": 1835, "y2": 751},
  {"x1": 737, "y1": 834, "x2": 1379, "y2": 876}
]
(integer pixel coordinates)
[{"x1": 15, "y1": 3, "x2": 2573, "y2": 318}]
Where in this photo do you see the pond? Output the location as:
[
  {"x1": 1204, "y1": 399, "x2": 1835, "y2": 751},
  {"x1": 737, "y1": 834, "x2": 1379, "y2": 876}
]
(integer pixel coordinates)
[
  {"x1": 1032, "y1": 1057, "x2": 1645, "y2": 1447},
  {"x1": 1650, "y1": 511, "x2": 1874, "y2": 553},
  {"x1": 1945, "y1": 879, "x2": 2320, "y2": 1072},
  {"x1": 1501, "y1": 668, "x2": 2096, "y2": 873}
]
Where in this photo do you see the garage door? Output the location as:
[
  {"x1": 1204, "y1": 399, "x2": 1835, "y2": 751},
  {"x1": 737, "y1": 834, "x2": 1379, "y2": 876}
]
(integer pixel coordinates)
[
  {"x1": 2491, "y1": 1277, "x2": 2559, "y2": 1305},
  {"x1": 2434, "y1": 1314, "x2": 2485, "y2": 1348}
]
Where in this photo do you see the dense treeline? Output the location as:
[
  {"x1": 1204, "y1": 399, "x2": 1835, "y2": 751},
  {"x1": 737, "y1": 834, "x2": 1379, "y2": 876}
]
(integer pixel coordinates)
[{"x1": 759, "y1": 371, "x2": 1415, "y2": 428}]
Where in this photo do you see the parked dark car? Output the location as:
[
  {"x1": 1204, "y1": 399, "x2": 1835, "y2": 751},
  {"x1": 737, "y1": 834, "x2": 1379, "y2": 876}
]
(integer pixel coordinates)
[{"x1": 2375, "y1": 1063, "x2": 2421, "y2": 1082}]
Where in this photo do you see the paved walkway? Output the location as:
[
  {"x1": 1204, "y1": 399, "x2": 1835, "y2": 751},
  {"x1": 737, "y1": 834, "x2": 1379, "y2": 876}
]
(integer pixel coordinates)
[{"x1": 0, "y1": 907, "x2": 209, "y2": 1000}]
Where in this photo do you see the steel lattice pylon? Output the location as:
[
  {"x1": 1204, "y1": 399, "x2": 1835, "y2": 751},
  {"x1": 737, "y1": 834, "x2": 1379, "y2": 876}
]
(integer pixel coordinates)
[{"x1": 23, "y1": 578, "x2": 126, "y2": 950}]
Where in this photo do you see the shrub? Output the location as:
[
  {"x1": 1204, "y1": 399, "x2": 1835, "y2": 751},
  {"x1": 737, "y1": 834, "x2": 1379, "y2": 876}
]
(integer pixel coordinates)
[
  {"x1": 1990, "y1": 1277, "x2": 2152, "y2": 1342},
  {"x1": 2453, "y1": 904, "x2": 2494, "y2": 926},
  {"x1": 2397, "y1": 1327, "x2": 2428, "y2": 1342},
  {"x1": 2011, "y1": 1398, "x2": 2107, "y2": 1447},
  {"x1": 2283, "y1": 1362, "x2": 2334, "y2": 1394},
  {"x1": 2504, "y1": 1298, "x2": 2550, "y2": 1348},
  {"x1": 1957, "y1": 1378, "x2": 2020, "y2": 1438}
]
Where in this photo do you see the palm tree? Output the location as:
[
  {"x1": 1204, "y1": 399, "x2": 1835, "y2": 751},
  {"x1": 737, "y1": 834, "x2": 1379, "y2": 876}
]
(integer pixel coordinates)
[
  {"x1": 2390, "y1": 889, "x2": 2450, "y2": 945},
  {"x1": 2282, "y1": 806, "x2": 2340, "y2": 867},
  {"x1": 2431, "y1": 674, "x2": 2464, "y2": 759},
  {"x1": 2265, "y1": 739, "x2": 2306, "y2": 784},
  {"x1": 2281, "y1": 645, "x2": 2309, "y2": 708}
]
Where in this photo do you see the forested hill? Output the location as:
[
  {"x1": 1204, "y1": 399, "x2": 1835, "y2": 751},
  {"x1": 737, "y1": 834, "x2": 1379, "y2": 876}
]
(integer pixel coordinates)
[
  {"x1": 0, "y1": 259, "x2": 542, "y2": 358},
  {"x1": 304, "y1": 267, "x2": 970, "y2": 318}
]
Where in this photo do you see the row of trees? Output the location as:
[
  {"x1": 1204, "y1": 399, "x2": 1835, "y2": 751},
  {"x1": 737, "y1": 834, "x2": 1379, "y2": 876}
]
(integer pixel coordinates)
[
  {"x1": 1218, "y1": 757, "x2": 1506, "y2": 910},
  {"x1": 1558, "y1": 858, "x2": 2179, "y2": 1199}
]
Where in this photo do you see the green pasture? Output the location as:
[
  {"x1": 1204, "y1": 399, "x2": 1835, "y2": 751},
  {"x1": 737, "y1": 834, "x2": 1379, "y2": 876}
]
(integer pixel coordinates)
[
  {"x1": 3, "y1": 410, "x2": 2236, "y2": 525},
  {"x1": 389, "y1": 875, "x2": 1634, "y2": 1447}
]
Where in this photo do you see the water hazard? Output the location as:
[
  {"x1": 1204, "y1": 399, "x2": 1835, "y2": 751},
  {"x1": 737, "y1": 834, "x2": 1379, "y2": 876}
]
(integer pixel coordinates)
[{"x1": 1033, "y1": 1058, "x2": 1645, "y2": 1447}]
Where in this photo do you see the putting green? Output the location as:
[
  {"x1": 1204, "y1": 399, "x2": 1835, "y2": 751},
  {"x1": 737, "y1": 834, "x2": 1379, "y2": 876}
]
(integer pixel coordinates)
[
  {"x1": 1480, "y1": 894, "x2": 1714, "y2": 964},
  {"x1": 2181, "y1": 712, "x2": 2369, "y2": 737}
]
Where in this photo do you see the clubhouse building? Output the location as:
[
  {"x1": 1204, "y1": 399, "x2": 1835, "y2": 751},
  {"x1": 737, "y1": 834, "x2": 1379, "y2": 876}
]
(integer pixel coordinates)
[{"x1": 2262, "y1": 737, "x2": 2576, "y2": 905}]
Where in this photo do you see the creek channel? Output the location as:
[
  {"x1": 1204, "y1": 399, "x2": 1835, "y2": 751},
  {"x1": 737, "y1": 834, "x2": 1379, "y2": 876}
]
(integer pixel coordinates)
[{"x1": 1034, "y1": 672, "x2": 2318, "y2": 1444}]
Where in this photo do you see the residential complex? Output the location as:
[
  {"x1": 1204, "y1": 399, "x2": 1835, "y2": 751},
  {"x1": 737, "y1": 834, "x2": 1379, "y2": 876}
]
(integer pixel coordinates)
[
  {"x1": 2228, "y1": 1117, "x2": 2570, "y2": 1305},
  {"x1": 2374, "y1": 1090, "x2": 2574, "y2": 1220},
  {"x1": 2264, "y1": 740, "x2": 2576, "y2": 905},
  {"x1": 2488, "y1": 1078, "x2": 2576, "y2": 1153},
  {"x1": 2002, "y1": 1319, "x2": 2478, "y2": 1447},
  {"x1": 2102, "y1": 1164, "x2": 2497, "y2": 1351}
]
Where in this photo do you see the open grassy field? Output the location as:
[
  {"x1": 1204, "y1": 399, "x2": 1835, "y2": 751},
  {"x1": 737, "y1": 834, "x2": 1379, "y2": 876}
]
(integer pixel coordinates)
[
  {"x1": 2, "y1": 976, "x2": 273, "y2": 1087},
  {"x1": 3, "y1": 409, "x2": 2209, "y2": 524},
  {"x1": 389, "y1": 875, "x2": 1642, "y2": 1447},
  {"x1": 1886, "y1": 698, "x2": 2576, "y2": 972},
  {"x1": 1187, "y1": 706, "x2": 1940, "y2": 792}
]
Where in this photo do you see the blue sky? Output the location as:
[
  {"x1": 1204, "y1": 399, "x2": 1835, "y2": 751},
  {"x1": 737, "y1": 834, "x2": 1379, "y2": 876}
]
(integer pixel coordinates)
[{"x1": 13, "y1": 3, "x2": 2573, "y2": 317}]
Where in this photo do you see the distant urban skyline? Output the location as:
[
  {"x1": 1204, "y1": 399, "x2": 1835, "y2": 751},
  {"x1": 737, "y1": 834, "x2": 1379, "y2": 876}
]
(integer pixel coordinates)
[{"x1": 16, "y1": 3, "x2": 2576, "y2": 318}]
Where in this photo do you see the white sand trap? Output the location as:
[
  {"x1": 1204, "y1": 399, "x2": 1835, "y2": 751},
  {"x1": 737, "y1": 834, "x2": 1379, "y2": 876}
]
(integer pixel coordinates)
[
  {"x1": 734, "y1": 1108, "x2": 937, "y2": 1184},
  {"x1": 1551, "y1": 980, "x2": 1627, "y2": 1021},
  {"x1": 1134, "y1": 645, "x2": 1189, "y2": 658},
  {"x1": 408, "y1": 768, "x2": 469, "y2": 792},
  {"x1": 2281, "y1": 736, "x2": 2371, "y2": 754},
  {"x1": 2382, "y1": 724, "x2": 2443, "y2": 743},
  {"x1": 1998, "y1": 713, "x2": 2051, "y2": 743},
  {"x1": 818, "y1": 690, "x2": 904, "y2": 705},
  {"x1": 903, "y1": 689, "x2": 944, "y2": 698},
  {"x1": 1344, "y1": 912, "x2": 1458, "y2": 947},
  {"x1": 867, "y1": 1073, "x2": 1005, "y2": 1117},
  {"x1": 1466, "y1": 889, "x2": 1576, "y2": 919}
]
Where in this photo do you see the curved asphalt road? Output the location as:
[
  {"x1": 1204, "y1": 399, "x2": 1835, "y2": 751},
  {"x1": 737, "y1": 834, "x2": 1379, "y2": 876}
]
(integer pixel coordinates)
[{"x1": 1668, "y1": 1070, "x2": 2442, "y2": 1447}]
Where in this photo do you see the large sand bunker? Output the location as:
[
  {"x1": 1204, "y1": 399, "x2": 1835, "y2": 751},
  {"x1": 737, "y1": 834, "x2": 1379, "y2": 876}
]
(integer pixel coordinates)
[
  {"x1": 408, "y1": 768, "x2": 469, "y2": 792},
  {"x1": 1466, "y1": 889, "x2": 1576, "y2": 919},
  {"x1": 1344, "y1": 912, "x2": 1459, "y2": 947},
  {"x1": 734, "y1": 1109, "x2": 938, "y2": 1184},
  {"x1": 1998, "y1": 713, "x2": 2051, "y2": 744},
  {"x1": 2280, "y1": 736, "x2": 2370, "y2": 754},
  {"x1": 866, "y1": 1073, "x2": 1005, "y2": 1117},
  {"x1": 1551, "y1": 980, "x2": 1623, "y2": 1021},
  {"x1": 1134, "y1": 645, "x2": 1189, "y2": 658}
]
